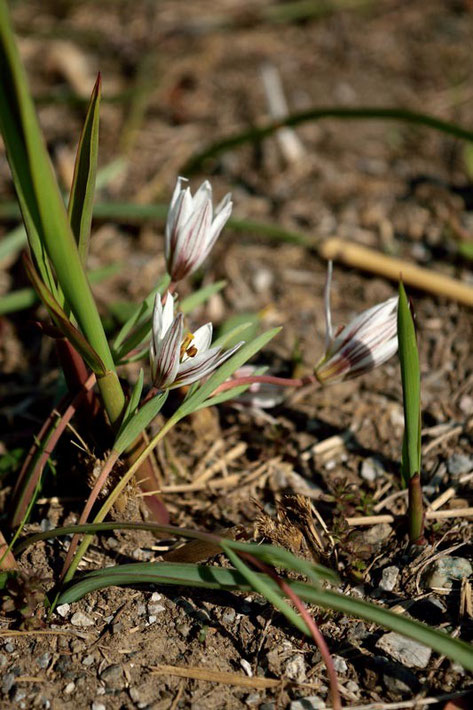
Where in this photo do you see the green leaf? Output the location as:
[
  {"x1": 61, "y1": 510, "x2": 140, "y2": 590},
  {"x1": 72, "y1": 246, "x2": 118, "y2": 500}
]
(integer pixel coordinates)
[
  {"x1": 68, "y1": 74, "x2": 101, "y2": 265},
  {"x1": 23, "y1": 254, "x2": 107, "y2": 376},
  {"x1": 115, "y1": 369, "x2": 144, "y2": 439},
  {"x1": 398, "y1": 283, "x2": 421, "y2": 486},
  {"x1": 222, "y1": 543, "x2": 310, "y2": 635},
  {"x1": 113, "y1": 391, "x2": 168, "y2": 455},
  {"x1": 56, "y1": 560, "x2": 473, "y2": 671},
  {"x1": 177, "y1": 327, "x2": 282, "y2": 419},
  {"x1": 0, "y1": 3, "x2": 123, "y2": 416},
  {"x1": 112, "y1": 275, "x2": 170, "y2": 355}
]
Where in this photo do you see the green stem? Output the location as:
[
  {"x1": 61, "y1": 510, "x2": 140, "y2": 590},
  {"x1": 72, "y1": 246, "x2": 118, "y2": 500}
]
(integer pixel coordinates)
[{"x1": 183, "y1": 106, "x2": 473, "y2": 173}]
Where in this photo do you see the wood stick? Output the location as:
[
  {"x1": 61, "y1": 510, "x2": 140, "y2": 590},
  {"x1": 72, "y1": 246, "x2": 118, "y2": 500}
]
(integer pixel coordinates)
[{"x1": 320, "y1": 237, "x2": 473, "y2": 306}]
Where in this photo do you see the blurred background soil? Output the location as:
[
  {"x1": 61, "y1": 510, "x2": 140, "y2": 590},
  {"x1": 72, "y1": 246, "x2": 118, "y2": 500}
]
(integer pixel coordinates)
[{"x1": 1, "y1": 1, "x2": 473, "y2": 708}]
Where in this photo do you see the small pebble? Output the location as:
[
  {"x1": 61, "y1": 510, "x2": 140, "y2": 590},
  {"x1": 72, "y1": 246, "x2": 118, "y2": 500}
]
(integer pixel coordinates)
[
  {"x1": 150, "y1": 592, "x2": 161, "y2": 601},
  {"x1": 240, "y1": 659, "x2": 253, "y2": 677},
  {"x1": 376, "y1": 632, "x2": 431, "y2": 668},
  {"x1": 222, "y1": 608, "x2": 236, "y2": 624},
  {"x1": 100, "y1": 663, "x2": 125, "y2": 689},
  {"x1": 361, "y1": 456, "x2": 385, "y2": 482},
  {"x1": 70, "y1": 611, "x2": 94, "y2": 627},
  {"x1": 56, "y1": 603, "x2": 70, "y2": 618},
  {"x1": 447, "y1": 453, "x2": 473, "y2": 477},
  {"x1": 148, "y1": 615, "x2": 157, "y2": 625},
  {"x1": 36, "y1": 652, "x2": 51, "y2": 669},
  {"x1": 4, "y1": 643, "x2": 14, "y2": 653},
  {"x1": 92, "y1": 703, "x2": 106, "y2": 710},
  {"x1": 64, "y1": 682, "x2": 75, "y2": 694},
  {"x1": 289, "y1": 697, "x2": 325, "y2": 710},
  {"x1": 284, "y1": 654, "x2": 306, "y2": 683},
  {"x1": 129, "y1": 687, "x2": 141, "y2": 702},
  {"x1": 245, "y1": 692, "x2": 260, "y2": 706},
  {"x1": 424, "y1": 556, "x2": 472, "y2": 590},
  {"x1": 0, "y1": 655, "x2": 6, "y2": 669},
  {"x1": 148, "y1": 603, "x2": 165, "y2": 615},
  {"x1": 2, "y1": 672, "x2": 16, "y2": 694},
  {"x1": 40, "y1": 519, "x2": 54, "y2": 532},
  {"x1": 82, "y1": 655, "x2": 95, "y2": 667},
  {"x1": 332, "y1": 656, "x2": 348, "y2": 674},
  {"x1": 379, "y1": 566, "x2": 399, "y2": 592}
]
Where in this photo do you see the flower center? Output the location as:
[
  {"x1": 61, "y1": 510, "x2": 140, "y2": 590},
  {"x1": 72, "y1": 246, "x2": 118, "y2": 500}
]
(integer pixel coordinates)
[{"x1": 180, "y1": 332, "x2": 198, "y2": 360}]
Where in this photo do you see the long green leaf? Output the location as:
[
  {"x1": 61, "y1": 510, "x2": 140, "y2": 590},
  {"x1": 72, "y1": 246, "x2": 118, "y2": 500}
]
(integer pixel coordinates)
[
  {"x1": 0, "y1": 2, "x2": 124, "y2": 421},
  {"x1": 183, "y1": 106, "x2": 473, "y2": 174},
  {"x1": 56, "y1": 560, "x2": 473, "y2": 671},
  {"x1": 68, "y1": 73, "x2": 101, "y2": 265},
  {"x1": 223, "y1": 543, "x2": 309, "y2": 635},
  {"x1": 398, "y1": 283, "x2": 421, "y2": 486},
  {"x1": 113, "y1": 391, "x2": 168, "y2": 455}
]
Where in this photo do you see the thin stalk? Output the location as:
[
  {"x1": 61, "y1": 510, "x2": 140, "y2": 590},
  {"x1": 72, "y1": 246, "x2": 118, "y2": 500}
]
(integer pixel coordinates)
[
  {"x1": 241, "y1": 552, "x2": 342, "y2": 710},
  {"x1": 63, "y1": 416, "x2": 176, "y2": 582},
  {"x1": 213, "y1": 373, "x2": 317, "y2": 395}
]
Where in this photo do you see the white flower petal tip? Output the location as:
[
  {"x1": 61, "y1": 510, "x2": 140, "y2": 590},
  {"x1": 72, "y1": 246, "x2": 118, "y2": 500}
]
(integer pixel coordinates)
[
  {"x1": 165, "y1": 177, "x2": 232, "y2": 283},
  {"x1": 150, "y1": 295, "x2": 241, "y2": 390},
  {"x1": 315, "y1": 268, "x2": 398, "y2": 384}
]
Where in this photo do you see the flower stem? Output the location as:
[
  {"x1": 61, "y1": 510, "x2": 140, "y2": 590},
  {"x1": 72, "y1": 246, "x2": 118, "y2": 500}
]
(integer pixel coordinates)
[{"x1": 213, "y1": 373, "x2": 318, "y2": 395}]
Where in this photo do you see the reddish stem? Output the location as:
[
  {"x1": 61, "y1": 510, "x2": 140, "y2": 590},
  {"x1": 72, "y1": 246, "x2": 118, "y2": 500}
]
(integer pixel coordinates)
[
  {"x1": 213, "y1": 373, "x2": 317, "y2": 395},
  {"x1": 60, "y1": 449, "x2": 121, "y2": 581},
  {"x1": 240, "y1": 552, "x2": 342, "y2": 710},
  {"x1": 10, "y1": 374, "x2": 97, "y2": 527}
]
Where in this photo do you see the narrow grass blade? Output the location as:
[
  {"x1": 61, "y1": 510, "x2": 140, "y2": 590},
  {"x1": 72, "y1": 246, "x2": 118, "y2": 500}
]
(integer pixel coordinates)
[
  {"x1": 0, "y1": 2, "x2": 123, "y2": 417},
  {"x1": 113, "y1": 391, "x2": 168, "y2": 455},
  {"x1": 182, "y1": 107, "x2": 473, "y2": 174},
  {"x1": 68, "y1": 73, "x2": 101, "y2": 265},
  {"x1": 222, "y1": 543, "x2": 309, "y2": 635},
  {"x1": 55, "y1": 560, "x2": 473, "y2": 671}
]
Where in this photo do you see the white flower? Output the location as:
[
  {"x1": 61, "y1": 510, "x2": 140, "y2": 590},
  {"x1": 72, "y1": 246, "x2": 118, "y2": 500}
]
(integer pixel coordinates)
[
  {"x1": 150, "y1": 293, "x2": 242, "y2": 389},
  {"x1": 165, "y1": 177, "x2": 232, "y2": 282},
  {"x1": 315, "y1": 262, "x2": 398, "y2": 383}
]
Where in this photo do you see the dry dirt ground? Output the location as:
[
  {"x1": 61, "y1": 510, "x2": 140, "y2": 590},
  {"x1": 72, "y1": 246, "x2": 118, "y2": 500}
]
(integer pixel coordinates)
[{"x1": 1, "y1": 1, "x2": 473, "y2": 708}]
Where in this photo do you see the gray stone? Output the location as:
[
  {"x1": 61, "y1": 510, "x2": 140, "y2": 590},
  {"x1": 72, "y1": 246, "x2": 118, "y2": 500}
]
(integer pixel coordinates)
[
  {"x1": 222, "y1": 608, "x2": 236, "y2": 624},
  {"x1": 148, "y1": 602, "x2": 165, "y2": 615},
  {"x1": 376, "y1": 633, "x2": 431, "y2": 668},
  {"x1": 0, "y1": 655, "x2": 7, "y2": 669},
  {"x1": 70, "y1": 611, "x2": 94, "y2": 627},
  {"x1": 64, "y1": 682, "x2": 75, "y2": 694},
  {"x1": 4, "y1": 643, "x2": 14, "y2": 653},
  {"x1": 424, "y1": 556, "x2": 472, "y2": 590},
  {"x1": 2, "y1": 672, "x2": 16, "y2": 694},
  {"x1": 82, "y1": 655, "x2": 95, "y2": 667},
  {"x1": 361, "y1": 457, "x2": 385, "y2": 482},
  {"x1": 100, "y1": 663, "x2": 125, "y2": 689},
  {"x1": 289, "y1": 697, "x2": 325, "y2": 710},
  {"x1": 447, "y1": 453, "x2": 473, "y2": 477},
  {"x1": 56, "y1": 603, "x2": 70, "y2": 618},
  {"x1": 361, "y1": 523, "x2": 392, "y2": 546},
  {"x1": 36, "y1": 652, "x2": 51, "y2": 669},
  {"x1": 245, "y1": 692, "x2": 260, "y2": 705},
  {"x1": 284, "y1": 654, "x2": 306, "y2": 682},
  {"x1": 92, "y1": 703, "x2": 106, "y2": 710},
  {"x1": 379, "y1": 566, "x2": 399, "y2": 592},
  {"x1": 129, "y1": 687, "x2": 141, "y2": 702},
  {"x1": 332, "y1": 656, "x2": 348, "y2": 674}
]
